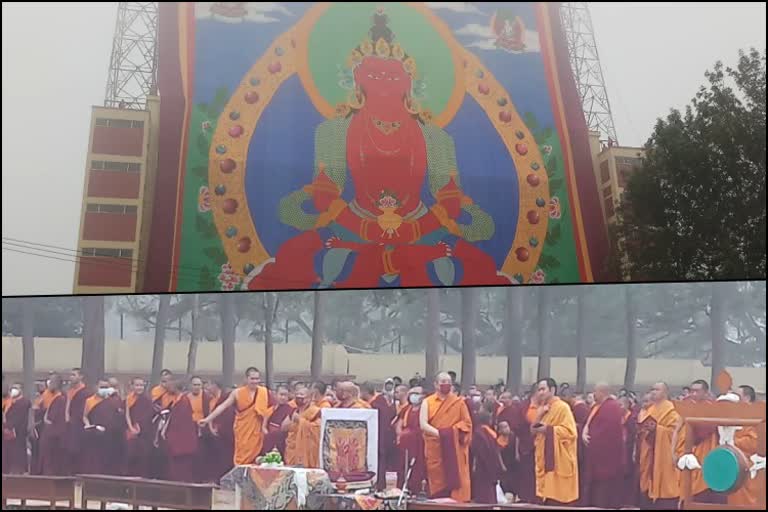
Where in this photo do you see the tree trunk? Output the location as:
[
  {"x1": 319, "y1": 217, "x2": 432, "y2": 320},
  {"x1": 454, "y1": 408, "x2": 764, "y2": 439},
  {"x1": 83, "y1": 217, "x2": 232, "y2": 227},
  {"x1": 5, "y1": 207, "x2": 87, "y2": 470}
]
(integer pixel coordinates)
[
  {"x1": 310, "y1": 291, "x2": 325, "y2": 380},
  {"x1": 536, "y1": 287, "x2": 552, "y2": 380},
  {"x1": 425, "y1": 289, "x2": 440, "y2": 390},
  {"x1": 505, "y1": 287, "x2": 524, "y2": 395},
  {"x1": 460, "y1": 288, "x2": 478, "y2": 391},
  {"x1": 576, "y1": 287, "x2": 587, "y2": 392},
  {"x1": 151, "y1": 295, "x2": 171, "y2": 386},
  {"x1": 186, "y1": 294, "x2": 200, "y2": 375},
  {"x1": 264, "y1": 293, "x2": 276, "y2": 390},
  {"x1": 220, "y1": 294, "x2": 236, "y2": 388},
  {"x1": 623, "y1": 286, "x2": 638, "y2": 389},
  {"x1": 81, "y1": 296, "x2": 106, "y2": 386},
  {"x1": 21, "y1": 298, "x2": 36, "y2": 397},
  {"x1": 710, "y1": 282, "x2": 727, "y2": 388}
]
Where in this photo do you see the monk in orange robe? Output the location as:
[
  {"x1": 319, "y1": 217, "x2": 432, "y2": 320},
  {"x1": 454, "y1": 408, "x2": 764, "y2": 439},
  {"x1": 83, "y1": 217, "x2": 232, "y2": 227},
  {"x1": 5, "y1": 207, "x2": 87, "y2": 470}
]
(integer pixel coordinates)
[
  {"x1": 728, "y1": 385, "x2": 760, "y2": 507},
  {"x1": 3, "y1": 382, "x2": 31, "y2": 474},
  {"x1": 393, "y1": 386, "x2": 426, "y2": 491},
  {"x1": 420, "y1": 372, "x2": 472, "y2": 502},
  {"x1": 283, "y1": 387, "x2": 321, "y2": 468},
  {"x1": 336, "y1": 381, "x2": 372, "y2": 409},
  {"x1": 37, "y1": 375, "x2": 68, "y2": 476},
  {"x1": 150, "y1": 369, "x2": 175, "y2": 410},
  {"x1": 64, "y1": 368, "x2": 91, "y2": 474},
  {"x1": 161, "y1": 378, "x2": 199, "y2": 482},
  {"x1": 672, "y1": 379, "x2": 725, "y2": 504},
  {"x1": 207, "y1": 381, "x2": 235, "y2": 482},
  {"x1": 262, "y1": 386, "x2": 294, "y2": 457},
  {"x1": 124, "y1": 377, "x2": 153, "y2": 477},
  {"x1": 638, "y1": 382, "x2": 680, "y2": 509},
  {"x1": 361, "y1": 381, "x2": 396, "y2": 489},
  {"x1": 582, "y1": 382, "x2": 626, "y2": 508},
  {"x1": 311, "y1": 381, "x2": 333, "y2": 409},
  {"x1": 199, "y1": 367, "x2": 273, "y2": 465},
  {"x1": 81, "y1": 379, "x2": 124, "y2": 475},
  {"x1": 532, "y1": 378, "x2": 579, "y2": 506}
]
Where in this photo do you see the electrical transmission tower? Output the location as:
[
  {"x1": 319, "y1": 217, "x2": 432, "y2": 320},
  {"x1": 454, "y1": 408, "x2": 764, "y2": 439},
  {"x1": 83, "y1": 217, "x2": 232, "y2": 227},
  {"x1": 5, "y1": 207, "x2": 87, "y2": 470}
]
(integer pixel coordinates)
[
  {"x1": 560, "y1": 2, "x2": 618, "y2": 145},
  {"x1": 104, "y1": 2, "x2": 159, "y2": 110}
]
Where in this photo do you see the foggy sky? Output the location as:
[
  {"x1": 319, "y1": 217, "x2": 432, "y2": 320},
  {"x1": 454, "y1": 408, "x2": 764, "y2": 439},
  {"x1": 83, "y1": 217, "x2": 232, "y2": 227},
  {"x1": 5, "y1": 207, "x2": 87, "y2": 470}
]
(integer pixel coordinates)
[{"x1": 2, "y1": 2, "x2": 766, "y2": 296}]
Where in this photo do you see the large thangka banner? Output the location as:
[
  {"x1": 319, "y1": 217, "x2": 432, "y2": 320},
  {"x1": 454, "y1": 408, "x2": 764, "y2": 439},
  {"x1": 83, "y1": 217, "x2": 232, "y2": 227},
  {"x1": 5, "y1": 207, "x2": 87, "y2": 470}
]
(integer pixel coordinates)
[{"x1": 151, "y1": 2, "x2": 609, "y2": 292}]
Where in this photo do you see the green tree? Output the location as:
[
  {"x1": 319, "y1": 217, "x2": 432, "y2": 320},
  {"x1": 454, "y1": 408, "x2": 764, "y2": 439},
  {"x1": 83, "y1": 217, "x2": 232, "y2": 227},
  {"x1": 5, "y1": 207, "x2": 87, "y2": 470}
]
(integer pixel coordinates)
[{"x1": 617, "y1": 48, "x2": 766, "y2": 280}]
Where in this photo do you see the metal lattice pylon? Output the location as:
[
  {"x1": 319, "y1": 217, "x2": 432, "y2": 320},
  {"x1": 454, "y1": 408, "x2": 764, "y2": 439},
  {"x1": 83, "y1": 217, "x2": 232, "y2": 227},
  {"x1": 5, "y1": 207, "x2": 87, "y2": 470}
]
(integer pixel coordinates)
[
  {"x1": 104, "y1": 2, "x2": 158, "y2": 110},
  {"x1": 560, "y1": 2, "x2": 618, "y2": 145}
]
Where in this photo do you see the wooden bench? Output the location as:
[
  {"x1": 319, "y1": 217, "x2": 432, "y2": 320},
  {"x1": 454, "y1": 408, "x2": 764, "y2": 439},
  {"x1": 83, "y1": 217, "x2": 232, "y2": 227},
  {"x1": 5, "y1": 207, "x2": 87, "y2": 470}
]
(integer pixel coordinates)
[
  {"x1": 1, "y1": 475, "x2": 77, "y2": 510},
  {"x1": 77, "y1": 474, "x2": 219, "y2": 510}
]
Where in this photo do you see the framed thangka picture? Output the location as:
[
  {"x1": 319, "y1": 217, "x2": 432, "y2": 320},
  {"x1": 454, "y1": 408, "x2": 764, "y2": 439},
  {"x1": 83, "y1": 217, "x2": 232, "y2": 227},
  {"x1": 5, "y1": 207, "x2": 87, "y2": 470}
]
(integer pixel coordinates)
[
  {"x1": 319, "y1": 408, "x2": 379, "y2": 483},
  {"x1": 146, "y1": 2, "x2": 611, "y2": 292}
]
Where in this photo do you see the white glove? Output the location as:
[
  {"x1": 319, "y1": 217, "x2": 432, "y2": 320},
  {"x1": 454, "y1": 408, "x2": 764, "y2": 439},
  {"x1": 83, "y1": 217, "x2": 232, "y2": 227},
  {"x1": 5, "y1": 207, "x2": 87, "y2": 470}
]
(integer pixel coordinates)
[
  {"x1": 677, "y1": 453, "x2": 702, "y2": 471},
  {"x1": 717, "y1": 425, "x2": 742, "y2": 446},
  {"x1": 95, "y1": 425, "x2": 106, "y2": 432},
  {"x1": 749, "y1": 454, "x2": 765, "y2": 479}
]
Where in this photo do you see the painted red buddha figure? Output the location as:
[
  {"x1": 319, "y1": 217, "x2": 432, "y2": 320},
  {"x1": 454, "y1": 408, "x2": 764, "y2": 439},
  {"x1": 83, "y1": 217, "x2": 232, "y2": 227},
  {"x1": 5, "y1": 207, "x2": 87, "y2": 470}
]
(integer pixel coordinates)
[{"x1": 249, "y1": 8, "x2": 508, "y2": 290}]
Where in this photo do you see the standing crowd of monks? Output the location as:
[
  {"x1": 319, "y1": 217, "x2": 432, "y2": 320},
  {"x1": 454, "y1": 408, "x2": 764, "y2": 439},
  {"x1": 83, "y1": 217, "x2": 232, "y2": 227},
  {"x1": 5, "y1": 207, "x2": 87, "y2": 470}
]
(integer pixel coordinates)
[{"x1": 2, "y1": 367, "x2": 762, "y2": 508}]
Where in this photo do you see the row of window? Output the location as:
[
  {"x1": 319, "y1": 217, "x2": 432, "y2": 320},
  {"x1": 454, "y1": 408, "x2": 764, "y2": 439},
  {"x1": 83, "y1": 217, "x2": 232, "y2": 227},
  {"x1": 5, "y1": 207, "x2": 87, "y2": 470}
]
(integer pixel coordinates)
[
  {"x1": 86, "y1": 204, "x2": 137, "y2": 214},
  {"x1": 81, "y1": 248, "x2": 134, "y2": 258},
  {"x1": 95, "y1": 118, "x2": 145, "y2": 129},
  {"x1": 91, "y1": 160, "x2": 141, "y2": 172}
]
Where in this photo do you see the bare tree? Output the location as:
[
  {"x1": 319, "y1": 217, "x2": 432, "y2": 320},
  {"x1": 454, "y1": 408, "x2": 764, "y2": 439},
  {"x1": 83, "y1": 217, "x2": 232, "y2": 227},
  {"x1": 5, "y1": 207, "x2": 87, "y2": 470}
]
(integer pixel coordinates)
[
  {"x1": 220, "y1": 294, "x2": 236, "y2": 387},
  {"x1": 623, "y1": 286, "x2": 638, "y2": 389},
  {"x1": 460, "y1": 288, "x2": 478, "y2": 390},
  {"x1": 150, "y1": 295, "x2": 171, "y2": 386},
  {"x1": 310, "y1": 291, "x2": 325, "y2": 380},
  {"x1": 425, "y1": 289, "x2": 440, "y2": 390},
  {"x1": 710, "y1": 282, "x2": 727, "y2": 387},
  {"x1": 263, "y1": 292, "x2": 278, "y2": 390},
  {"x1": 536, "y1": 287, "x2": 552, "y2": 380},
  {"x1": 505, "y1": 287, "x2": 524, "y2": 395},
  {"x1": 186, "y1": 294, "x2": 200, "y2": 375},
  {"x1": 21, "y1": 298, "x2": 35, "y2": 397},
  {"x1": 575, "y1": 287, "x2": 587, "y2": 391},
  {"x1": 81, "y1": 296, "x2": 105, "y2": 385}
]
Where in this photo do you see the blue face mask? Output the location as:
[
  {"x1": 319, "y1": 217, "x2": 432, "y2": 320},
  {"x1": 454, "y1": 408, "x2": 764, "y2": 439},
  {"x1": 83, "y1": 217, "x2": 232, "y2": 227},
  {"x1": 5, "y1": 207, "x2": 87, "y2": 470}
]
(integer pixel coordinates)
[{"x1": 408, "y1": 394, "x2": 422, "y2": 405}]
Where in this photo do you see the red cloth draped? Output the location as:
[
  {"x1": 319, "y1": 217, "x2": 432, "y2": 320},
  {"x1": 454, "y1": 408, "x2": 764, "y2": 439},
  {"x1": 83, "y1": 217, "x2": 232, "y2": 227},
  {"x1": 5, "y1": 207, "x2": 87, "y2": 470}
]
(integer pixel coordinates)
[
  {"x1": 81, "y1": 396, "x2": 124, "y2": 475},
  {"x1": 261, "y1": 403, "x2": 294, "y2": 457},
  {"x1": 370, "y1": 394, "x2": 396, "y2": 489},
  {"x1": 470, "y1": 426, "x2": 503, "y2": 504},
  {"x1": 434, "y1": 427, "x2": 461, "y2": 497},
  {"x1": 39, "y1": 393, "x2": 67, "y2": 476},
  {"x1": 164, "y1": 394, "x2": 200, "y2": 482},
  {"x1": 124, "y1": 392, "x2": 154, "y2": 478},
  {"x1": 2, "y1": 397, "x2": 31, "y2": 474},
  {"x1": 583, "y1": 398, "x2": 625, "y2": 508}
]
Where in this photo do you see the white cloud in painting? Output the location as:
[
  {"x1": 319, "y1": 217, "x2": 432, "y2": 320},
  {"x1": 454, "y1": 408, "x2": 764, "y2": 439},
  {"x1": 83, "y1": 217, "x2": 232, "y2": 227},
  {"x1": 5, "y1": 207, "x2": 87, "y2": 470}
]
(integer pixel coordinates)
[
  {"x1": 195, "y1": 3, "x2": 292, "y2": 23},
  {"x1": 456, "y1": 22, "x2": 541, "y2": 53},
  {"x1": 425, "y1": 2, "x2": 486, "y2": 15}
]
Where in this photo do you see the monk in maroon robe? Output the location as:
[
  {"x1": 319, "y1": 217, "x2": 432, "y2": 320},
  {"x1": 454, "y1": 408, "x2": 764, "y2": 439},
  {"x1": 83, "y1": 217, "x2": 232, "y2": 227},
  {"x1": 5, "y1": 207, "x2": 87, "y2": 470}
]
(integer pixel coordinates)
[
  {"x1": 124, "y1": 377, "x2": 154, "y2": 477},
  {"x1": 208, "y1": 382, "x2": 235, "y2": 482},
  {"x1": 619, "y1": 394, "x2": 639, "y2": 507},
  {"x1": 570, "y1": 393, "x2": 591, "y2": 504},
  {"x1": 511, "y1": 386, "x2": 539, "y2": 503},
  {"x1": 81, "y1": 381, "x2": 124, "y2": 475},
  {"x1": 38, "y1": 376, "x2": 68, "y2": 476},
  {"x1": 162, "y1": 379, "x2": 200, "y2": 483},
  {"x1": 3, "y1": 383, "x2": 31, "y2": 474},
  {"x1": 495, "y1": 392, "x2": 520, "y2": 496},
  {"x1": 64, "y1": 368, "x2": 91, "y2": 475},
  {"x1": 582, "y1": 383, "x2": 626, "y2": 508},
  {"x1": 393, "y1": 386, "x2": 426, "y2": 491},
  {"x1": 360, "y1": 382, "x2": 396, "y2": 490},
  {"x1": 261, "y1": 386, "x2": 294, "y2": 457},
  {"x1": 470, "y1": 410, "x2": 504, "y2": 504}
]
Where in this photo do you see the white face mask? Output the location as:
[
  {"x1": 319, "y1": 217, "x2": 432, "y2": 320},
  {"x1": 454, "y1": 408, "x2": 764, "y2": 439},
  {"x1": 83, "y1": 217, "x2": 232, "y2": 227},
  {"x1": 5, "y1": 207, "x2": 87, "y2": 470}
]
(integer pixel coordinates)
[
  {"x1": 408, "y1": 394, "x2": 422, "y2": 405},
  {"x1": 45, "y1": 379, "x2": 52, "y2": 388},
  {"x1": 472, "y1": 395, "x2": 482, "y2": 403},
  {"x1": 98, "y1": 388, "x2": 112, "y2": 398},
  {"x1": 10, "y1": 388, "x2": 21, "y2": 398}
]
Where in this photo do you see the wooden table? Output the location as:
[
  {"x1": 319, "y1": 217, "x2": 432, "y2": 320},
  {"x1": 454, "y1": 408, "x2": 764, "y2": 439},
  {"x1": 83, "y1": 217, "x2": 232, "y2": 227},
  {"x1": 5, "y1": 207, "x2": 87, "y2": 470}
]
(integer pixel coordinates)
[
  {"x1": 78, "y1": 474, "x2": 218, "y2": 510},
  {"x1": 1, "y1": 475, "x2": 77, "y2": 510}
]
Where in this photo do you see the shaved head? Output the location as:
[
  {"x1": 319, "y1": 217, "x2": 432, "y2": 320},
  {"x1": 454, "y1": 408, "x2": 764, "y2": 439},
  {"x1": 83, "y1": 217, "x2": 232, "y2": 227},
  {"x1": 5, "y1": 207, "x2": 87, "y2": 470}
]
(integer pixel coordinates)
[
  {"x1": 593, "y1": 382, "x2": 611, "y2": 403},
  {"x1": 650, "y1": 382, "x2": 669, "y2": 403}
]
